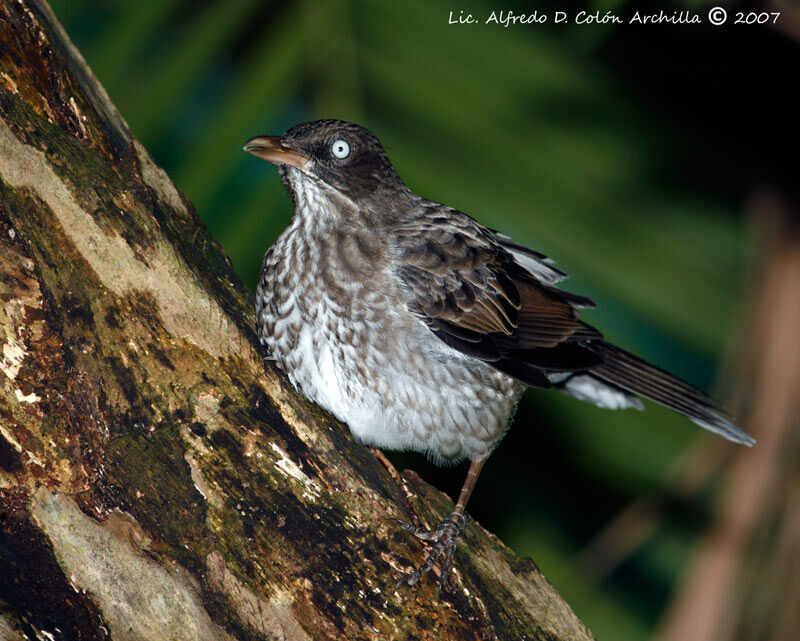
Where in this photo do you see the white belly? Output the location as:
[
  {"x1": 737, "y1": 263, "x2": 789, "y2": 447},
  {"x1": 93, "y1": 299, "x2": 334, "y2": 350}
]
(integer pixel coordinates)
[{"x1": 279, "y1": 298, "x2": 523, "y2": 464}]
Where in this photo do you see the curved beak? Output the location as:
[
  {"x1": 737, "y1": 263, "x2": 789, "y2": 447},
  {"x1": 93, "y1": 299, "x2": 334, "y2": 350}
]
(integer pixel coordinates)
[{"x1": 243, "y1": 135, "x2": 309, "y2": 170}]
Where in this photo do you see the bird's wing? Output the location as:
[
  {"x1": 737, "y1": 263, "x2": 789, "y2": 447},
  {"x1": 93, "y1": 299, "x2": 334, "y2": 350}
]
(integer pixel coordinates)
[
  {"x1": 390, "y1": 205, "x2": 755, "y2": 445},
  {"x1": 490, "y1": 231, "x2": 569, "y2": 286},
  {"x1": 391, "y1": 207, "x2": 603, "y2": 386}
]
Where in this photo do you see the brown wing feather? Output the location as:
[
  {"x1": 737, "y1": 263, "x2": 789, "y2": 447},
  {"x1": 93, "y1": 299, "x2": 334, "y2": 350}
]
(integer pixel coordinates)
[
  {"x1": 394, "y1": 206, "x2": 601, "y2": 380},
  {"x1": 513, "y1": 279, "x2": 601, "y2": 347}
]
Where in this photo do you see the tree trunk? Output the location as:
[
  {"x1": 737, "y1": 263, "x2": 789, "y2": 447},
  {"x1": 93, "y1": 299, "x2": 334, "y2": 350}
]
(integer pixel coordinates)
[{"x1": 0, "y1": 2, "x2": 593, "y2": 639}]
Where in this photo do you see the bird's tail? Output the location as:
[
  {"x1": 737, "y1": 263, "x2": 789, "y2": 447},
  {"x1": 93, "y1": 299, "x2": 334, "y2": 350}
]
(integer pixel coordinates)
[{"x1": 589, "y1": 342, "x2": 755, "y2": 446}]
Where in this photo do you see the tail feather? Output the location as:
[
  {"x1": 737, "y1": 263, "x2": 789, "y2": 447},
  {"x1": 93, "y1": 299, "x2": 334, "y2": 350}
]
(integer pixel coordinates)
[{"x1": 589, "y1": 342, "x2": 755, "y2": 446}]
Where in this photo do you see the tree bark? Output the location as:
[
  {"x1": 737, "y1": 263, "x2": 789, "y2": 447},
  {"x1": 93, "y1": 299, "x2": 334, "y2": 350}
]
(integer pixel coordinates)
[{"x1": 0, "y1": 1, "x2": 593, "y2": 639}]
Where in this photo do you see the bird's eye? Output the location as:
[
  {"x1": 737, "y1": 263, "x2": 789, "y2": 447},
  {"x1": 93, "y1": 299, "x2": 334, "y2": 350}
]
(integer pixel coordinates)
[{"x1": 331, "y1": 139, "x2": 350, "y2": 159}]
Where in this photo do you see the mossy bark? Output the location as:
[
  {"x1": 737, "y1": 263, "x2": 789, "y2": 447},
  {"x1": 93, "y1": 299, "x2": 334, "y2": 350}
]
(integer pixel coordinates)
[{"x1": 0, "y1": 1, "x2": 594, "y2": 639}]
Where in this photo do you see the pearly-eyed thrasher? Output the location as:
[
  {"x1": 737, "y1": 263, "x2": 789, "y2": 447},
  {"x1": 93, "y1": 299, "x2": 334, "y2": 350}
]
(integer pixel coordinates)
[{"x1": 244, "y1": 120, "x2": 754, "y2": 589}]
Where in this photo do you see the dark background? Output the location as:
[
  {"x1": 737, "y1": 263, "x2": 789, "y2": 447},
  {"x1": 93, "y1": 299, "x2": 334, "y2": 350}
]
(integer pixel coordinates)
[{"x1": 48, "y1": 1, "x2": 799, "y2": 638}]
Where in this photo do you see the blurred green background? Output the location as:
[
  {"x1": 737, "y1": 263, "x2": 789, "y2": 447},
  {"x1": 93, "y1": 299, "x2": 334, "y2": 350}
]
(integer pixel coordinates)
[{"x1": 48, "y1": 0, "x2": 796, "y2": 638}]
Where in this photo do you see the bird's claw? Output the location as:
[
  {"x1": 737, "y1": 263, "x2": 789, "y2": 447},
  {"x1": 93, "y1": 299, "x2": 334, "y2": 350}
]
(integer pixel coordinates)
[{"x1": 394, "y1": 512, "x2": 467, "y2": 591}]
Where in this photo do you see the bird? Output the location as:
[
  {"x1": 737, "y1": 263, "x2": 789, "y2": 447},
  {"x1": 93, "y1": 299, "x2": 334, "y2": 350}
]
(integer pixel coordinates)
[{"x1": 244, "y1": 119, "x2": 755, "y2": 590}]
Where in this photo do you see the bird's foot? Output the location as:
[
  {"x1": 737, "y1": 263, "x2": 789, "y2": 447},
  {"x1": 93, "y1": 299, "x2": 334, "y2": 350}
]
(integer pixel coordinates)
[{"x1": 394, "y1": 512, "x2": 467, "y2": 591}]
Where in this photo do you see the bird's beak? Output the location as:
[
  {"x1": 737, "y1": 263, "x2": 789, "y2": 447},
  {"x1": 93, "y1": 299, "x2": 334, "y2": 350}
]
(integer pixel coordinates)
[{"x1": 243, "y1": 135, "x2": 309, "y2": 170}]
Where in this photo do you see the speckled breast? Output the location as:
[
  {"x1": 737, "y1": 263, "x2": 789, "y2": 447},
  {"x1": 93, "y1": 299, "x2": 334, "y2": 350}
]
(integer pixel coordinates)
[{"x1": 256, "y1": 215, "x2": 524, "y2": 463}]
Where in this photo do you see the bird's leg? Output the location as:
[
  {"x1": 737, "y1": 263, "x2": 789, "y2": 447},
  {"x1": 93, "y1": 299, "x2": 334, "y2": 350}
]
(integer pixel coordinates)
[{"x1": 395, "y1": 455, "x2": 487, "y2": 590}]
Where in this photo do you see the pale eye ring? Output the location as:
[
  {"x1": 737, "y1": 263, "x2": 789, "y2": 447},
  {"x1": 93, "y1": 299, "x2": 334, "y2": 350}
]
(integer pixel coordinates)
[{"x1": 331, "y1": 139, "x2": 350, "y2": 159}]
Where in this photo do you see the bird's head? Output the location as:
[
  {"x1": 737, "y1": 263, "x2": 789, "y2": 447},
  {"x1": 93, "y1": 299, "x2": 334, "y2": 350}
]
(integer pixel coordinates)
[{"x1": 243, "y1": 120, "x2": 405, "y2": 204}]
